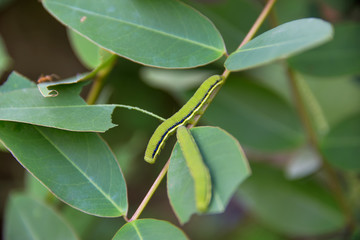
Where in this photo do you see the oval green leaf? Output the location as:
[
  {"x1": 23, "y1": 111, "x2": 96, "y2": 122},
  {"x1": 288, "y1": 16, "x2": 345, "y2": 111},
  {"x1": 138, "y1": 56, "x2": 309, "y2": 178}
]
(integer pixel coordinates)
[
  {"x1": 238, "y1": 163, "x2": 345, "y2": 235},
  {"x1": 4, "y1": 194, "x2": 78, "y2": 240},
  {"x1": 42, "y1": 0, "x2": 225, "y2": 68},
  {"x1": 167, "y1": 127, "x2": 251, "y2": 224},
  {"x1": 0, "y1": 72, "x2": 116, "y2": 132},
  {"x1": 289, "y1": 23, "x2": 360, "y2": 77},
  {"x1": 205, "y1": 76, "x2": 305, "y2": 152},
  {"x1": 0, "y1": 121, "x2": 128, "y2": 217},
  {"x1": 112, "y1": 219, "x2": 188, "y2": 240},
  {"x1": 225, "y1": 18, "x2": 333, "y2": 71},
  {"x1": 321, "y1": 113, "x2": 360, "y2": 170}
]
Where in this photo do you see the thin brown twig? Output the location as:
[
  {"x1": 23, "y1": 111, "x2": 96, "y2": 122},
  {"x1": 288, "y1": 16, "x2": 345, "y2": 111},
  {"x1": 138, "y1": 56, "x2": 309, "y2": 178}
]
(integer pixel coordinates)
[
  {"x1": 222, "y1": 0, "x2": 277, "y2": 80},
  {"x1": 129, "y1": 159, "x2": 170, "y2": 222},
  {"x1": 237, "y1": 0, "x2": 277, "y2": 50}
]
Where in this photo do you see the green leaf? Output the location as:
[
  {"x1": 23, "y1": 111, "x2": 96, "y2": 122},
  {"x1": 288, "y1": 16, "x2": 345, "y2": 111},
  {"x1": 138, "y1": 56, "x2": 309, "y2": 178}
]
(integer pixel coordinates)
[
  {"x1": 289, "y1": 22, "x2": 360, "y2": 77},
  {"x1": 321, "y1": 113, "x2": 360, "y2": 170},
  {"x1": 176, "y1": 126, "x2": 212, "y2": 212},
  {"x1": 238, "y1": 163, "x2": 345, "y2": 236},
  {"x1": 0, "y1": 71, "x2": 35, "y2": 93},
  {"x1": 205, "y1": 76, "x2": 305, "y2": 152},
  {"x1": 42, "y1": 0, "x2": 225, "y2": 68},
  {"x1": 225, "y1": 18, "x2": 333, "y2": 71},
  {"x1": 0, "y1": 121, "x2": 128, "y2": 217},
  {"x1": 0, "y1": 72, "x2": 116, "y2": 132},
  {"x1": 112, "y1": 219, "x2": 188, "y2": 240},
  {"x1": 4, "y1": 193, "x2": 78, "y2": 240},
  {"x1": 168, "y1": 127, "x2": 251, "y2": 224}
]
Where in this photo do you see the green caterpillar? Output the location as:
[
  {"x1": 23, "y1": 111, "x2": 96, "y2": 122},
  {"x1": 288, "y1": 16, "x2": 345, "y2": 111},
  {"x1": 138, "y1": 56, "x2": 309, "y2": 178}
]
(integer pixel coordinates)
[
  {"x1": 176, "y1": 126, "x2": 212, "y2": 212},
  {"x1": 144, "y1": 75, "x2": 224, "y2": 164}
]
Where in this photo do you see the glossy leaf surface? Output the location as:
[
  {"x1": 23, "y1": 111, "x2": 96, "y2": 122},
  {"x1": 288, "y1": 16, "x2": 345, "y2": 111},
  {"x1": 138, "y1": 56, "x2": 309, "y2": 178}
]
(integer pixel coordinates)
[
  {"x1": 0, "y1": 72, "x2": 116, "y2": 132},
  {"x1": 225, "y1": 18, "x2": 333, "y2": 71},
  {"x1": 0, "y1": 121, "x2": 128, "y2": 217},
  {"x1": 43, "y1": 0, "x2": 225, "y2": 68},
  {"x1": 168, "y1": 127, "x2": 251, "y2": 224}
]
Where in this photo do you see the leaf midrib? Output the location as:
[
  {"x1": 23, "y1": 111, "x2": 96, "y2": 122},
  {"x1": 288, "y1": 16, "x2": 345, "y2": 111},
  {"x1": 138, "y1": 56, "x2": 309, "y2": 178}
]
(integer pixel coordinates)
[
  {"x1": 132, "y1": 222, "x2": 144, "y2": 240},
  {"x1": 235, "y1": 37, "x2": 327, "y2": 54},
  {"x1": 46, "y1": 1, "x2": 224, "y2": 53},
  {"x1": 35, "y1": 126, "x2": 125, "y2": 215}
]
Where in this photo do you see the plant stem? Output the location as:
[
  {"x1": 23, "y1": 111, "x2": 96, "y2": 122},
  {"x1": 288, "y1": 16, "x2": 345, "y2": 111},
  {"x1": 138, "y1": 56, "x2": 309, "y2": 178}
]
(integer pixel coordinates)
[
  {"x1": 238, "y1": 0, "x2": 277, "y2": 50},
  {"x1": 129, "y1": 159, "x2": 170, "y2": 222},
  {"x1": 222, "y1": 0, "x2": 277, "y2": 80},
  {"x1": 287, "y1": 69, "x2": 318, "y2": 147},
  {"x1": 86, "y1": 58, "x2": 117, "y2": 105},
  {"x1": 128, "y1": 0, "x2": 277, "y2": 221},
  {"x1": 286, "y1": 67, "x2": 355, "y2": 232}
]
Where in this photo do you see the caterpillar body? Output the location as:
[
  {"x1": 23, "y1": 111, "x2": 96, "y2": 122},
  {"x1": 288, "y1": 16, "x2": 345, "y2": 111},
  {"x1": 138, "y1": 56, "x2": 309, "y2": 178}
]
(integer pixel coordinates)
[
  {"x1": 144, "y1": 75, "x2": 224, "y2": 164},
  {"x1": 176, "y1": 126, "x2": 212, "y2": 212}
]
